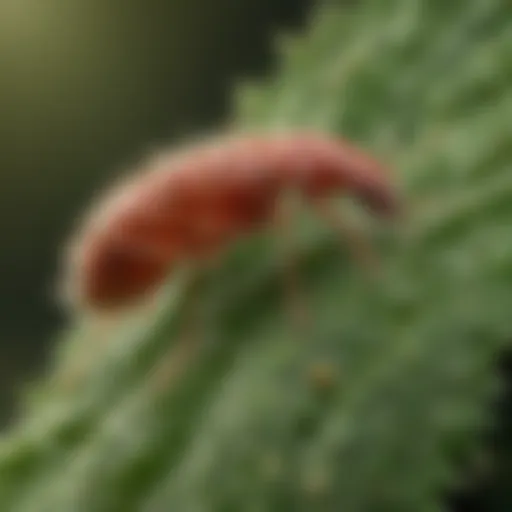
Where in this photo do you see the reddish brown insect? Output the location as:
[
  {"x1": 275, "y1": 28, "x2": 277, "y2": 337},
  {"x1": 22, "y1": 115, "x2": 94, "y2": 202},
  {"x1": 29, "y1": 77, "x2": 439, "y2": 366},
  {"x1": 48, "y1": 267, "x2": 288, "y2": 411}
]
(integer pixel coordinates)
[{"x1": 60, "y1": 131, "x2": 398, "y2": 312}]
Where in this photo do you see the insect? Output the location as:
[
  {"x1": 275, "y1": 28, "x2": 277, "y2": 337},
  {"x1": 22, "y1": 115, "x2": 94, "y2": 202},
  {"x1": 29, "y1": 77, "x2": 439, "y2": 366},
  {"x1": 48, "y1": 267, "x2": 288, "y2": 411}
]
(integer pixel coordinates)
[{"x1": 59, "y1": 131, "x2": 399, "y2": 314}]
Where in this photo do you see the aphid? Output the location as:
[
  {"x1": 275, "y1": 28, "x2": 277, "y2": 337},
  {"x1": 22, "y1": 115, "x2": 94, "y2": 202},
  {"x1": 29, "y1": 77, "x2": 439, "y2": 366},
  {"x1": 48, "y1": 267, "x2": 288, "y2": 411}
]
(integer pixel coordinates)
[{"x1": 60, "y1": 131, "x2": 399, "y2": 313}]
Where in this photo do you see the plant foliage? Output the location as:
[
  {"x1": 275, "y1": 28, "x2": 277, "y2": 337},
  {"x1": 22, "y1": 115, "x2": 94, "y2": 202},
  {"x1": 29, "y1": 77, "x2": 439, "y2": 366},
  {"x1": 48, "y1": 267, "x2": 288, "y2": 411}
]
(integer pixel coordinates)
[{"x1": 1, "y1": 0, "x2": 512, "y2": 510}]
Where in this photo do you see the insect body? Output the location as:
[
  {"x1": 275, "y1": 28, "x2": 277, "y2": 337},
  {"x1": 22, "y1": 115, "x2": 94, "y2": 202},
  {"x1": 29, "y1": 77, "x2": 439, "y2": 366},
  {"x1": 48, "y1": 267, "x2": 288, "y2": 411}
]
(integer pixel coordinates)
[{"x1": 61, "y1": 132, "x2": 398, "y2": 311}]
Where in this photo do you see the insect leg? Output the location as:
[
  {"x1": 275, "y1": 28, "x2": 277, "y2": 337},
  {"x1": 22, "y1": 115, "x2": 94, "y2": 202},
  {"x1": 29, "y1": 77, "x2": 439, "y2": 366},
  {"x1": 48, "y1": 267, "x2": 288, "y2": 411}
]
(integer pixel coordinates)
[
  {"x1": 312, "y1": 198, "x2": 380, "y2": 276},
  {"x1": 273, "y1": 190, "x2": 311, "y2": 335},
  {"x1": 149, "y1": 266, "x2": 208, "y2": 392}
]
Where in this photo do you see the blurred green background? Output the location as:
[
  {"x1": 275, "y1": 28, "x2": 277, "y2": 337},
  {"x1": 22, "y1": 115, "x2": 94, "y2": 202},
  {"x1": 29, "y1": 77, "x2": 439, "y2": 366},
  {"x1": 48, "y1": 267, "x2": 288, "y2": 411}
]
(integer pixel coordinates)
[{"x1": 0, "y1": 0, "x2": 311, "y2": 424}]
